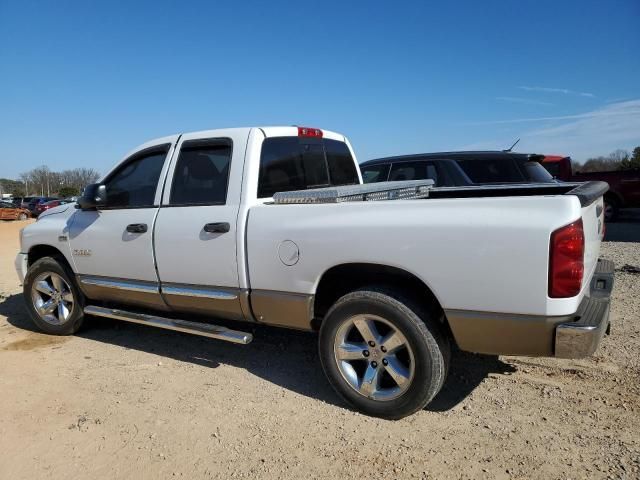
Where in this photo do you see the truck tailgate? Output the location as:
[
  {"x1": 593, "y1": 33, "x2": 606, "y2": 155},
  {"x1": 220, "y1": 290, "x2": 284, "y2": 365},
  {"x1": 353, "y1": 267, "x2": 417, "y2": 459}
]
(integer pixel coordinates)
[
  {"x1": 572, "y1": 182, "x2": 608, "y2": 290},
  {"x1": 581, "y1": 196, "x2": 605, "y2": 289}
]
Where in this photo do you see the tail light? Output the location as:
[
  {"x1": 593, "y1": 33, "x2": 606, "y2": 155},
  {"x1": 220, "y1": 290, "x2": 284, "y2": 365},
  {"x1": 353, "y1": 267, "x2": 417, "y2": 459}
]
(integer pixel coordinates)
[
  {"x1": 548, "y1": 219, "x2": 584, "y2": 298},
  {"x1": 298, "y1": 126, "x2": 323, "y2": 138}
]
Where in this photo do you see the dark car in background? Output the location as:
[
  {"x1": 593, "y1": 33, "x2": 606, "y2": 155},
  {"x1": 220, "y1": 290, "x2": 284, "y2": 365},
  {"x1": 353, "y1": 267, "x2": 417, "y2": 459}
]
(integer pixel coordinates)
[
  {"x1": 27, "y1": 197, "x2": 59, "y2": 216},
  {"x1": 20, "y1": 196, "x2": 36, "y2": 209},
  {"x1": 360, "y1": 151, "x2": 556, "y2": 187},
  {"x1": 33, "y1": 198, "x2": 71, "y2": 216}
]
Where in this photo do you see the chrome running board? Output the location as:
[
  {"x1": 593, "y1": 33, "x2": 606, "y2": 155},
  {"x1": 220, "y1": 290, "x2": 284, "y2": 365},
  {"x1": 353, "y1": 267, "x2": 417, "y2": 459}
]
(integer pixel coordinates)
[{"x1": 84, "y1": 305, "x2": 253, "y2": 345}]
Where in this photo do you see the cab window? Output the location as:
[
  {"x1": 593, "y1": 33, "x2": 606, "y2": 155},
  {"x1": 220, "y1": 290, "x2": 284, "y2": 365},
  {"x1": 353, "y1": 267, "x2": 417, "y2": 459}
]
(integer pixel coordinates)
[
  {"x1": 170, "y1": 139, "x2": 232, "y2": 206},
  {"x1": 104, "y1": 147, "x2": 169, "y2": 208}
]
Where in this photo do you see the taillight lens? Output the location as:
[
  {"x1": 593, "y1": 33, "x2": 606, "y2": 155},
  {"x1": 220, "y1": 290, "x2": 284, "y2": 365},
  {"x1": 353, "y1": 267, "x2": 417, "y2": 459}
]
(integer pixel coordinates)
[
  {"x1": 298, "y1": 126, "x2": 323, "y2": 138},
  {"x1": 548, "y1": 219, "x2": 584, "y2": 298}
]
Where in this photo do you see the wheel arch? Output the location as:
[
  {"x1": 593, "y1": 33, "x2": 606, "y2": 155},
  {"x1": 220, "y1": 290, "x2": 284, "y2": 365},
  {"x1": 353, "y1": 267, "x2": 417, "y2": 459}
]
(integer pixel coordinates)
[
  {"x1": 312, "y1": 262, "x2": 449, "y2": 331},
  {"x1": 28, "y1": 244, "x2": 75, "y2": 272}
]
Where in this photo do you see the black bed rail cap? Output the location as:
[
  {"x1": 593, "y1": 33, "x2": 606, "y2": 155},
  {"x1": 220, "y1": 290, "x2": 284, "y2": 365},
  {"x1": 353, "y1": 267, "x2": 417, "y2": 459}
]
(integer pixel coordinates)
[{"x1": 567, "y1": 181, "x2": 609, "y2": 207}]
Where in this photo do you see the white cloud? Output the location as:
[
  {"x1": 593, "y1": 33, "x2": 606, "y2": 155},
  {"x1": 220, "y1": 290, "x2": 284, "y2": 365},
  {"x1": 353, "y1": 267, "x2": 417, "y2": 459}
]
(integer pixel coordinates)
[
  {"x1": 496, "y1": 96, "x2": 554, "y2": 106},
  {"x1": 464, "y1": 100, "x2": 640, "y2": 126},
  {"x1": 461, "y1": 100, "x2": 640, "y2": 160},
  {"x1": 518, "y1": 86, "x2": 595, "y2": 98}
]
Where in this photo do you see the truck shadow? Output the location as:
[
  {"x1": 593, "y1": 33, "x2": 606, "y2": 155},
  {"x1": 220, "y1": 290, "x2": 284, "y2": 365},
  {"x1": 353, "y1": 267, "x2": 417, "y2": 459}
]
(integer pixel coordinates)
[{"x1": 0, "y1": 293, "x2": 515, "y2": 414}]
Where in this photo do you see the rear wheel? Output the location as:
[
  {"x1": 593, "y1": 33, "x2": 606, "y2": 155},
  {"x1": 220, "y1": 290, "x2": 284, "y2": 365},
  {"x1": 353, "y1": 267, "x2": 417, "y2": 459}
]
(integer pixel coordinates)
[
  {"x1": 18, "y1": 212, "x2": 28, "y2": 221},
  {"x1": 23, "y1": 256, "x2": 85, "y2": 335},
  {"x1": 319, "y1": 287, "x2": 449, "y2": 419}
]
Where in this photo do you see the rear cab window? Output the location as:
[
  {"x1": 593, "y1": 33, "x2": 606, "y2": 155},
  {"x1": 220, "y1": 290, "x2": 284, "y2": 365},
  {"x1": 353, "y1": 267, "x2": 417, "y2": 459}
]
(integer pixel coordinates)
[{"x1": 258, "y1": 137, "x2": 358, "y2": 198}]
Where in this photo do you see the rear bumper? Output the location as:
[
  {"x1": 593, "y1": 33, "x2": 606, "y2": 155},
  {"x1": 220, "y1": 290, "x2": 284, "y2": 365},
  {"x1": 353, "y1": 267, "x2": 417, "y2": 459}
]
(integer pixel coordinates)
[
  {"x1": 445, "y1": 258, "x2": 614, "y2": 357},
  {"x1": 555, "y1": 258, "x2": 614, "y2": 358}
]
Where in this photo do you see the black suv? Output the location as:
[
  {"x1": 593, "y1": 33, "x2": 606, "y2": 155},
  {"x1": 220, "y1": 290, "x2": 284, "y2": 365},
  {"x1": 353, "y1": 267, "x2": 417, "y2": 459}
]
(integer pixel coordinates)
[{"x1": 360, "y1": 151, "x2": 556, "y2": 186}]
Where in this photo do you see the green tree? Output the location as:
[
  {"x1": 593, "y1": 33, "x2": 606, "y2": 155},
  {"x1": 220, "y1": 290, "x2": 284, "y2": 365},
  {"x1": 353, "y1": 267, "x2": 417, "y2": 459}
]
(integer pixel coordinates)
[
  {"x1": 619, "y1": 146, "x2": 640, "y2": 170},
  {"x1": 0, "y1": 178, "x2": 25, "y2": 197},
  {"x1": 57, "y1": 186, "x2": 80, "y2": 198}
]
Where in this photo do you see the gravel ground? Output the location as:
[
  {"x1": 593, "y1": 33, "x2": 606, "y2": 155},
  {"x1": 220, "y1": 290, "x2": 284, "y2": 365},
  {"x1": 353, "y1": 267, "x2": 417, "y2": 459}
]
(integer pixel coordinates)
[{"x1": 0, "y1": 217, "x2": 639, "y2": 480}]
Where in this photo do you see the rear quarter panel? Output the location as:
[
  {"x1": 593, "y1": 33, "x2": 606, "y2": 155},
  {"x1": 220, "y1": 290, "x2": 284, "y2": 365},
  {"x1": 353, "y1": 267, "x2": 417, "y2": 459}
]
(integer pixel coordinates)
[{"x1": 246, "y1": 195, "x2": 589, "y2": 317}]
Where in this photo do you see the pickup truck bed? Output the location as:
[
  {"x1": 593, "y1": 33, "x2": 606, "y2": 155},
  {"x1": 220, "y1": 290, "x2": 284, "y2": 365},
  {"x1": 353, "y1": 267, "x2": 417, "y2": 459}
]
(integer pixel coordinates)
[{"x1": 16, "y1": 126, "x2": 613, "y2": 419}]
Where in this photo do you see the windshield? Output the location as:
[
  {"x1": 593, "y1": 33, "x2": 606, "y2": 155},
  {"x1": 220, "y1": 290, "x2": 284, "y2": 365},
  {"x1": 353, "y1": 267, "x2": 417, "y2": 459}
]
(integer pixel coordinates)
[{"x1": 522, "y1": 161, "x2": 555, "y2": 182}]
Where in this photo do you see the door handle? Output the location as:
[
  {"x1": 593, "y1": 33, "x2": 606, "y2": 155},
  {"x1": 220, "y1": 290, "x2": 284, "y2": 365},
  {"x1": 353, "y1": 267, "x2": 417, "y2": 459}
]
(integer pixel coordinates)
[
  {"x1": 203, "y1": 222, "x2": 230, "y2": 233},
  {"x1": 126, "y1": 223, "x2": 148, "y2": 233}
]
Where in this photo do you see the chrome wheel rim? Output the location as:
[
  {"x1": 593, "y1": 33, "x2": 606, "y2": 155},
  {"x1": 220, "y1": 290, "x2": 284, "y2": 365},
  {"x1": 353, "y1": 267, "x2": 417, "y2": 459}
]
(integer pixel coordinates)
[
  {"x1": 333, "y1": 314, "x2": 415, "y2": 401},
  {"x1": 31, "y1": 272, "x2": 74, "y2": 325},
  {"x1": 19, "y1": 213, "x2": 27, "y2": 220}
]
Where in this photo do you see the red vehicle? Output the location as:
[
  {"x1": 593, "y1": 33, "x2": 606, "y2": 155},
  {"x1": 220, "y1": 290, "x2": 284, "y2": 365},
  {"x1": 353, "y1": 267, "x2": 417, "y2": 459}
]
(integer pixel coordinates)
[
  {"x1": 543, "y1": 155, "x2": 640, "y2": 221},
  {"x1": 33, "y1": 199, "x2": 71, "y2": 216}
]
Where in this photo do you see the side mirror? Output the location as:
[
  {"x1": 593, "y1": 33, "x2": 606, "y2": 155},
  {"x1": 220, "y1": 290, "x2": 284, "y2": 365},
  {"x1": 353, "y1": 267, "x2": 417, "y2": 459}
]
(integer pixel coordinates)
[{"x1": 76, "y1": 184, "x2": 107, "y2": 210}]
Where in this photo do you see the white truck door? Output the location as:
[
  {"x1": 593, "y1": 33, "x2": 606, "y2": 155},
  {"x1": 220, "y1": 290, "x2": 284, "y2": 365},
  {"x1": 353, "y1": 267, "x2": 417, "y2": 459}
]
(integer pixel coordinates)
[
  {"x1": 68, "y1": 138, "x2": 178, "y2": 310},
  {"x1": 154, "y1": 129, "x2": 248, "y2": 320}
]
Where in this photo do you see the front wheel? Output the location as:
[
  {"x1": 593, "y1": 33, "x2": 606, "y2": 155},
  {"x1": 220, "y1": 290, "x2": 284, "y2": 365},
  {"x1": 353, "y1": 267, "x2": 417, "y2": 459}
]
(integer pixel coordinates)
[
  {"x1": 23, "y1": 256, "x2": 85, "y2": 335},
  {"x1": 319, "y1": 288, "x2": 449, "y2": 419},
  {"x1": 18, "y1": 212, "x2": 28, "y2": 220}
]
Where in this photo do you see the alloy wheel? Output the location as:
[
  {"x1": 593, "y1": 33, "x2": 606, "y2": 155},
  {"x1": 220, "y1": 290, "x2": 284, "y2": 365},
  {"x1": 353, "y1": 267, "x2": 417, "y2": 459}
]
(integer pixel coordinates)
[
  {"x1": 30, "y1": 272, "x2": 75, "y2": 325},
  {"x1": 333, "y1": 314, "x2": 415, "y2": 401}
]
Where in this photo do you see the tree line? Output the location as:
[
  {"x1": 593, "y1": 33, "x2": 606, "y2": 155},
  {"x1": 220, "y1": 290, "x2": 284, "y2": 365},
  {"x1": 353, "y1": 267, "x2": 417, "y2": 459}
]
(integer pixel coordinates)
[
  {"x1": 573, "y1": 146, "x2": 640, "y2": 173},
  {"x1": 0, "y1": 166, "x2": 100, "y2": 198}
]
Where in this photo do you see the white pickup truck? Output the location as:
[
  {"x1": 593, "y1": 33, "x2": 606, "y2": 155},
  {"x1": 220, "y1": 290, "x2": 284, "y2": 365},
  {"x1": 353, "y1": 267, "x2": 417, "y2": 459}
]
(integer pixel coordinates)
[{"x1": 16, "y1": 126, "x2": 614, "y2": 419}]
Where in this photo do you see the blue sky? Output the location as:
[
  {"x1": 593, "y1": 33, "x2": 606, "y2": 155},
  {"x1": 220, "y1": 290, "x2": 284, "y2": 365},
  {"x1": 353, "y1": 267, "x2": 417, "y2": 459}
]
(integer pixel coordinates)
[{"x1": 1, "y1": 0, "x2": 639, "y2": 179}]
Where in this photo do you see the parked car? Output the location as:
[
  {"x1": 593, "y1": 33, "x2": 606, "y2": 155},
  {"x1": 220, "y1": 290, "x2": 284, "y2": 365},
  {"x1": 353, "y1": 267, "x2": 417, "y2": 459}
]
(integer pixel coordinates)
[
  {"x1": 542, "y1": 155, "x2": 640, "y2": 221},
  {"x1": 0, "y1": 201, "x2": 30, "y2": 221},
  {"x1": 20, "y1": 197, "x2": 35, "y2": 209},
  {"x1": 16, "y1": 126, "x2": 613, "y2": 419},
  {"x1": 360, "y1": 151, "x2": 556, "y2": 186},
  {"x1": 33, "y1": 199, "x2": 72, "y2": 216},
  {"x1": 27, "y1": 197, "x2": 59, "y2": 216}
]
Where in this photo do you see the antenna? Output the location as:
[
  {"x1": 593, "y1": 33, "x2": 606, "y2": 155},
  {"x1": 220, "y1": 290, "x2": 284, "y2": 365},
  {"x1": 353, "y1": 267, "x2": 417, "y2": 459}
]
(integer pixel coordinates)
[{"x1": 503, "y1": 138, "x2": 520, "y2": 152}]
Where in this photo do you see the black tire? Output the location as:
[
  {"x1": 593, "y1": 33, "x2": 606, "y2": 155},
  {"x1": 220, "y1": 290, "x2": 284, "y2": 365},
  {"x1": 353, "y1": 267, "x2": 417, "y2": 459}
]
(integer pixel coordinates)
[
  {"x1": 319, "y1": 287, "x2": 450, "y2": 420},
  {"x1": 604, "y1": 196, "x2": 619, "y2": 222},
  {"x1": 23, "y1": 256, "x2": 85, "y2": 335}
]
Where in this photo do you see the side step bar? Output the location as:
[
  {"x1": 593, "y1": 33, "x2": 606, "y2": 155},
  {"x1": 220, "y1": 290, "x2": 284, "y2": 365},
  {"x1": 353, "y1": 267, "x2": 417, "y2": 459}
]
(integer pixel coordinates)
[{"x1": 84, "y1": 305, "x2": 253, "y2": 345}]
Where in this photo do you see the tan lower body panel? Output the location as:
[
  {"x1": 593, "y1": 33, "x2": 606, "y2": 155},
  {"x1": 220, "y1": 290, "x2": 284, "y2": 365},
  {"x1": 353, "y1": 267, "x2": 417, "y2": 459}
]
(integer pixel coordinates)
[
  {"x1": 161, "y1": 283, "x2": 244, "y2": 321},
  {"x1": 77, "y1": 275, "x2": 314, "y2": 330},
  {"x1": 77, "y1": 275, "x2": 170, "y2": 311},
  {"x1": 250, "y1": 289, "x2": 315, "y2": 331},
  {"x1": 445, "y1": 309, "x2": 576, "y2": 356}
]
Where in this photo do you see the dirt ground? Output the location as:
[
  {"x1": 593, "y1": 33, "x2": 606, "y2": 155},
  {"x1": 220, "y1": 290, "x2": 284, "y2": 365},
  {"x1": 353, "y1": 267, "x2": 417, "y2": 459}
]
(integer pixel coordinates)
[{"x1": 1, "y1": 214, "x2": 639, "y2": 480}]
